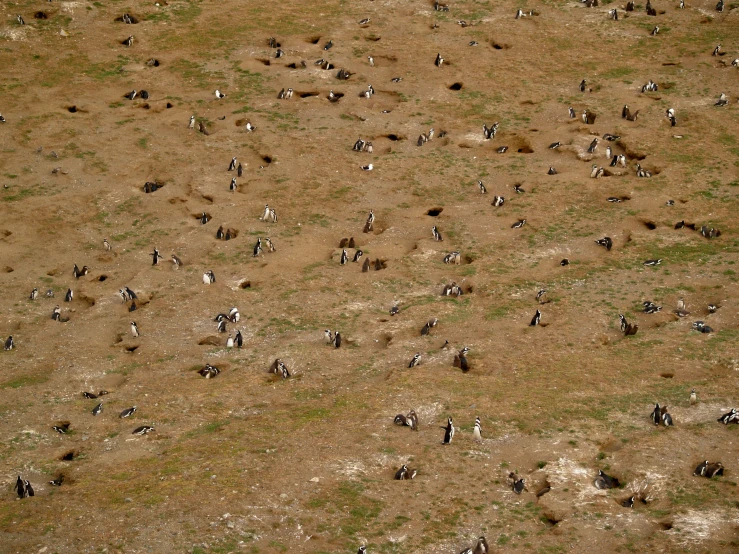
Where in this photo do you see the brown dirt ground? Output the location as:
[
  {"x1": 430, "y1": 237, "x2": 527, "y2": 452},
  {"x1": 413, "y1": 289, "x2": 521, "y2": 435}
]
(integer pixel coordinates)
[{"x1": 1, "y1": 0, "x2": 739, "y2": 553}]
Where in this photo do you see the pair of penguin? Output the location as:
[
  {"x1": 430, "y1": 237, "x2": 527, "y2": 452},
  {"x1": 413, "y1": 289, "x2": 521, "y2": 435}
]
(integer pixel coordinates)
[
  {"x1": 14, "y1": 476, "x2": 34, "y2": 498},
  {"x1": 394, "y1": 410, "x2": 418, "y2": 431},
  {"x1": 650, "y1": 403, "x2": 674, "y2": 426},
  {"x1": 324, "y1": 329, "x2": 342, "y2": 348}
]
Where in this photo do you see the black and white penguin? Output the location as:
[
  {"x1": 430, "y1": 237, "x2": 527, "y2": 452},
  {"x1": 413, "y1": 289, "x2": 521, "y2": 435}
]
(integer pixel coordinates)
[
  {"x1": 340, "y1": 249, "x2": 349, "y2": 265},
  {"x1": 324, "y1": 329, "x2": 333, "y2": 344},
  {"x1": 694, "y1": 460, "x2": 709, "y2": 476},
  {"x1": 217, "y1": 319, "x2": 227, "y2": 333},
  {"x1": 472, "y1": 536, "x2": 489, "y2": 554},
  {"x1": 14, "y1": 476, "x2": 25, "y2": 498},
  {"x1": 394, "y1": 414, "x2": 408, "y2": 426},
  {"x1": 706, "y1": 462, "x2": 724, "y2": 477},
  {"x1": 23, "y1": 481, "x2": 34, "y2": 497},
  {"x1": 171, "y1": 254, "x2": 183, "y2": 268},
  {"x1": 333, "y1": 331, "x2": 342, "y2": 348},
  {"x1": 717, "y1": 408, "x2": 737, "y2": 424},
  {"x1": 432, "y1": 225, "x2": 443, "y2": 241},
  {"x1": 662, "y1": 410, "x2": 673, "y2": 426},
  {"x1": 92, "y1": 402, "x2": 103, "y2": 416},
  {"x1": 579, "y1": 79, "x2": 587, "y2": 92},
  {"x1": 52, "y1": 422, "x2": 70, "y2": 433},
  {"x1": 130, "y1": 321, "x2": 140, "y2": 337},
  {"x1": 643, "y1": 301, "x2": 662, "y2": 314},
  {"x1": 690, "y1": 388, "x2": 697, "y2": 405},
  {"x1": 395, "y1": 465, "x2": 409, "y2": 480},
  {"x1": 621, "y1": 496, "x2": 635, "y2": 508},
  {"x1": 477, "y1": 180, "x2": 487, "y2": 194},
  {"x1": 548, "y1": 167, "x2": 558, "y2": 175},
  {"x1": 650, "y1": 403, "x2": 661, "y2": 425},
  {"x1": 492, "y1": 196, "x2": 505, "y2": 207},
  {"x1": 29, "y1": 287, "x2": 38, "y2": 300},
  {"x1": 132, "y1": 426, "x2": 155, "y2": 435},
  {"x1": 595, "y1": 237, "x2": 613, "y2": 251},
  {"x1": 442, "y1": 416, "x2": 455, "y2": 444},
  {"x1": 643, "y1": 259, "x2": 662, "y2": 266},
  {"x1": 408, "y1": 353, "x2": 421, "y2": 368},
  {"x1": 73, "y1": 264, "x2": 89, "y2": 279},
  {"x1": 151, "y1": 248, "x2": 162, "y2": 265},
  {"x1": 120, "y1": 406, "x2": 137, "y2": 418},
  {"x1": 511, "y1": 219, "x2": 526, "y2": 229},
  {"x1": 390, "y1": 305, "x2": 400, "y2": 316},
  {"x1": 353, "y1": 250, "x2": 363, "y2": 262},
  {"x1": 200, "y1": 212, "x2": 210, "y2": 225},
  {"x1": 357, "y1": 546, "x2": 367, "y2": 554},
  {"x1": 203, "y1": 270, "x2": 216, "y2": 284},
  {"x1": 253, "y1": 237, "x2": 263, "y2": 257},
  {"x1": 512, "y1": 476, "x2": 526, "y2": 494},
  {"x1": 587, "y1": 138, "x2": 599, "y2": 154},
  {"x1": 530, "y1": 309, "x2": 541, "y2": 326},
  {"x1": 199, "y1": 363, "x2": 221, "y2": 378},
  {"x1": 435, "y1": 53, "x2": 444, "y2": 67},
  {"x1": 472, "y1": 416, "x2": 482, "y2": 442},
  {"x1": 215, "y1": 90, "x2": 226, "y2": 99},
  {"x1": 594, "y1": 470, "x2": 620, "y2": 489},
  {"x1": 124, "y1": 90, "x2": 137, "y2": 100},
  {"x1": 52, "y1": 306, "x2": 61, "y2": 321},
  {"x1": 569, "y1": 107, "x2": 576, "y2": 119},
  {"x1": 228, "y1": 156, "x2": 237, "y2": 171},
  {"x1": 4, "y1": 336, "x2": 14, "y2": 350},
  {"x1": 513, "y1": 184, "x2": 525, "y2": 194},
  {"x1": 407, "y1": 410, "x2": 418, "y2": 430}
]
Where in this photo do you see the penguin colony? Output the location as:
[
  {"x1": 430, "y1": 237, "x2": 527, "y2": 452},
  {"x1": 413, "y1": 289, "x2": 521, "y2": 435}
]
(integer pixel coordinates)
[{"x1": 1, "y1": 0, "x2": 737, "y2": 552}]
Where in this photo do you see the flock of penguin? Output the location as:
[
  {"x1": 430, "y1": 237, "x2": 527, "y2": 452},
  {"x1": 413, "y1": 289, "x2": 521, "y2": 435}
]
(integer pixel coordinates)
[{"x1": 3, "y1": 1, "x2": 736, "y2": 551}]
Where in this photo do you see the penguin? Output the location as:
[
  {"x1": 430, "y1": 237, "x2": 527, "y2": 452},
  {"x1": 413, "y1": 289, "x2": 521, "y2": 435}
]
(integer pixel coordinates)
[
  {"x1": 120, "y1": 406, "x2": 137, "y2": 418},
  {"x1": 497, "y1": 146, "x2": 509, "y2": 153},
  {"x1": 253, "y1": 238, "x2": 263, "y2": 257},
  {"x1": 435, "y1": 53, "x2": 444, "y2": 67},
  {"x1": 324, "y1": 39, "x2": 333, "y2": 50},
  {"x1": 324, "y1": 329, "x2": 334, "y2": 344},
  {"x1": 690, "y1": 388, "x2": 697, "y2": 405},
  {"x1": 395, "y1": 465, "x2": 409, "y2": 480},
  {"x1": 530, "y1": 309, "x2": 541, "y2": 326},
  {"x1": 199, "y1": 363, "x2": 221, "y2": 378},
  {"x1": 14, "y1": 476, "x2": 24, "y2": 498},
  {"x1": 189, "y1": 115, "x2": 195, "y2": 129},
  {"x1": 132, "y1": 426, "x2": 155, "y2": 435},
  {"x1": 390, "y1": 305, "x2": 400, "y2": 316},
  {"x1": 333, "y1": 331, "x2": 342, "y2": 348},
  {"x1": 715, "y1": 93, "x2": 728, "y2": 107},
  {"x1": 442, "y1": 416, "x2": 455, "y2": 444},
  {"x1": 23, "y1": 481, "x2": 34, "y2": 497},
  {"x1": 511, "y1": 219, "x2": 526, "y2": 228},
  {"x1": 605, "y1": 146, "x2": 612, "y2": 159},
  {"x1": 407, "y1": 410, "x2": 418, "y2": 431},
  {"x1": 716, "y1": 0, "x2": 724, "y2": 10},
  {"x1": 512, "y1": 477, "x2": 526, "y2": 494},
  {"x1": 17, "y1": 14, "x2": 25, "y2": 25},
  {"x1": 579, "y1": 79, "x2": 587, "y2": 92},
  {"x1": 171, "y1": 254, "x2": 183, "y2": 268},
  {"x1": 151, "y1": 248, "x2": 162, "y2": 265},
  {"x1": 706, "y1": 462, "x2": 724, "y2": 478},
  {"x1": 92, "y1": 402, "x2": 103, "y2": 416},
  {"x1": 662, "y1": 410, "x2": 673, "y2": 426},
  {"x1": 52, "y1": 422, "x2": 70, "y2": 433},
  {"x1": 650, "y1": 403, "x2": 661, "y2": 425},
  {"x1": 226, "y1": 334, "x2": 234, "y2": 348},
  {"x1": 130, "y1": 321, "x2": 140, "y2": 337},
  {"x1": 643, "y1": 259, "x2": 662, "y2": 266},
  {"x1": 477, "y1": 180, "x2": 487, "y2": 194},
  {"x1": 261, "y1": 204, "x2": 271, "y2": 221},
  {"x1": 603, "y1": 133, "x2": 621, "y2": 141},
  {"x1": 49, "y1": 476, "x2": 64, "y2": 487},
  {"x1": 587, "y1": 138, "x2": 599, "y2": 154},
  {"x1": 594, "y1": 470, "x2": 619, "y2": 489},
  {"x1": 595, "y1": 237, "x2": 613, "y2": 251},
  {"x1": 215, "y1": 90, "x2": 226, "y2": 99},
  {"x1": 200, "y1": 212, "x2": 210, "y2": 225},
  {"x1": 358, "y1": 547, "x2": 367, "y2": 554},
  {"x1": 353, "y1": 250, "x2": 363, "y2": 262},
  {"x1": 124, "y1": 90, "x2": 137, "y2": 100},
  {"x1": 492, "y1": 196, "x2": 505, "y2": 207},
  {"x1": 217, "y1": 319, "x2": 227, "y2": 333},
  {"x1": 472, "y1": 537, "x2": 489, "y2": 554},
  {"x1": 52, "y1": 306, "x2": 61, "y2": 321},
  {"x1": 514, "y1": 184, "x2": 525, "y2": 194},
  {"x1": 4, "y1": 336, "x2": 14, "y2": 350},
  {"x1": 394, "y1": 414, "x2": 408, "y2": 426},
  {"x1": 717, "y1": 408, "x2": 737, "y2": 424},
  {"x1": 229, "y1": 177, "x2": 237, "y2": 192},
  {"x1": 694, "y1": 461, "x2": 709, "y2": 476},
  {"x1": 408, "y1": 353, "x2": 421, "y2": 368},
  {"x1": 472, "y1": 416, "x2": 482, "y2": 442},
  {"x1": 237, "y1": 163, "x2": 243, "y2": 177},
  {"x1": 73, "y1": 264, "x2": 89, "y2": 279},
  {"x1": 29, "y1": 288, "x2": 38, "y2": 300},
  {"x1": 360, "y1": 164, "x2": 373, "y2": 171},
  {"x1": 560, "y1": 258, "x2": 569, "y2": 266},
  {"x1": 536, "y1": 289, "x2": 548, "y2": 304},
  {"x1": 235, "y1": 330, "x2": 243, "y2": 348},
  {"x1": 621, "y1": 496, "x2": 635, "y2": 508},
  {"x1": 549, "y1": 141, "x2": 561, "y2": 149},
  {"x1": 432, "y1": 225, "x2": 443, "y2": 241},
  {"x1": 203, "y1": 270, "x2": 216, "y2": 284},
  {"x1": 643, "y1": 301, "x2": 662, "y2": 314},
  {"x1": 340, "y1": 249, "x2": 349, "y2": 265}
]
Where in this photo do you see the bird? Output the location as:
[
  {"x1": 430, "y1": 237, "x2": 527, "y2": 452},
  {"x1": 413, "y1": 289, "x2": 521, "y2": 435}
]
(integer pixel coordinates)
[
  {"x1": 49, "y1": 476, "x2": 64, "y2": 487},
  {"x1": 390, "y1": 305, "x2": 400, "y2": 316},
  {"x1": 603, "y1": 133, "x2": 621, "y2": 141},
  {"x1": 442, "y1": 416, "x2": 455, "y2": 444},
  {"x1": 73, "y1": 264, "x2": 88, "y2": 279},
  {"x1": 549, "y1": 141, "x2": 561, "y2": 149},
  {"x1": 203, "y1": 270, "x2": 216, "y2": 284},
  {"x1": 705, "y1": 462, "x2": 724, "y2": 478},
  {"x1": 477, "y1": 180, "x2": 487, "y2": 194},
  {"x1": 199, "y1": 363, "x2": 221, "y2": 379},
  {"x1": 92, "y1": 402, "x2": 103, "y2": 416},
  {"x1": 132, "y1": 426, "x2": 155, "y2": 435},
  {"x1": 512, "y1": 476, "x2": 526, "y2": 494},
  {"x1": 579, "y1": 79, "x2": 587, "y2": 92},
  {"x1": 235, "y1": 330, "x2": 243, "y2": 348},
  {"x1": 23, "y1": 480, "x2": 34, "y2": 497},
  {"x1": 122, "y1": 35, "x2": 134, "y2": 47},
  {"x1": 595, "y1": 237, "x2": 613, "y2": 251},
  {"x1": 130, "y1": 321, "x2": 140, "y2": 337},
  {"x1": 333, "y1": 331, "x2": 342, "y2": 349},
  {"x1": 151, "y1": 248, "x2": 163, "y2": 265},
  {"x1": 14, "y1": 476, "x2": 25, "y2": 498},
  {"x1": 662, "y1": 410, "x2": 673, "y2": 426},
  {"x1": 229, "y1": 177, "x2": 237, "y2": 192},
  {"x1": 360, "y1": 164, "x2": 373, "y2": 171},
  {"x1": 29, "y1": 287, "x2": 38, "y2": 300},
  {"x1": 717, "y1": 408, "x2": 738, "y2": 424},
  {"x1": 643, "y1": 301, "x2": 662, "y2": 314},
  {"x1": 340, "y1": 249, "x2": 349, "y2": 265},
  {"x1": 715, "y1": 92, "x2": 728, "y2": 106},
  {"x1": 587, "y1": 138, "x2": 599, "y2": 153},
  {"x1": 253, "y1": 238, "x2": 263, "y2": 257},
  {"x1": 188, "y1": 115, "x2": 195, "y2": 129},
  {"x1": 492, "y1": 196, "x2": 505, "y2": 207},
  {"x1": 560, "y1": 258, "x2": 569, "y2": 266},
  {"x1": 395, "y1": 465, "x2": 409, "y2": 480},
  {"x1": 408, "y1": 353, "x2": 421, "y2": 368},
  {"x1": 511, "y1": 219, "x2": 526, "y2": 229},
  {"x1": 324, "y1": 329, "x2": 333, "y2": 344},
  {"x1": 621, "y1": 496, "x2": 635, "y2": 508},
  {"x1": 52, "y1": 422, "x2": 71, "y2": 433},
  {"x1": 120, "y1": 406, "x2": 137, "y2": 418},
  {"x1": 514, "y1": 184, "x2": 525, "y2": 194},
  {"x1": 472, "y1": 416, "x2": 482, "y2": 442},
  {"x1": 407, "y1": 410, "x2": 418, "y2": 431},
  {"x1": 530, "y1": 309, "x2": 541, "y2": 326},
  {"x1": 432, "y1": 225, "x2": 443, "y2": 241},
  {"x1": 215, "y1": 90, "x2": 226, "y2": 99},
  {"x1": 52, "y1": 306, "x2": 61, "y2": 321},
  {"x1": 594, "y1": 470, "x2": 620, "y2": 489},
  {"x1": 435, "y1": 53, "x2": 444, "y2": 67},
  {"x1": 358, "y1": 547, "x2": 367, "y2": 554},
  {"x1": 643, "y1": 259, "x2": 662, "y2": 266},
  {"x1": 421, "y1": 318, "x2": 438, "y2": 336},
  {"x1": 103, "y1": 238, "x2": 112, "y2": 251},
  {"x1": 124, "y1": 90, "x2": 137, "y2": 100},
  {"x1": 4, "y1": 336, "x2": 14, "y2": 350},
  {"x1": 217, "y1": 319, "x2": 227, "y2": 333},
  {"x1": 716, "y1": 0, "x2": 724, "y2": 10},
  {"x1": 690, "y1": 388, "x2": 697, "y2": 405},
  {"x1": 324, "y1": 39, "x2": 333, "y2": 50},
  {"x1": 171, "y1": 254, "x2": 183, "y2": 268},
  {"x1": 536, "y1": 289, "x2": 548, "y2": 303}
]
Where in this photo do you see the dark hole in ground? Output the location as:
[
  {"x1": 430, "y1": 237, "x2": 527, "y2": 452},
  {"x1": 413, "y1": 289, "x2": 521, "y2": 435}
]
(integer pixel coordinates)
[
  {"x1": 382, "y1": 134, "x2": 402, "y2": 141},
  {"x1": 60, "y1": 451, "x2": 76, "y2": 461},
  {"x1": 642, "y1": 221, "x2": 657, "y2": 230},
  {"x1": 261, "y1": 155, "x2": 273, "y2": 164},
  {"x1": 492, "y1": 42, "x2": 511, "y2": 50},
  {"x1": 34, "y1": 11, "x2": 48, "y2": 19},
  {"x1": 201, "y1": 194, "x2": 214, "y2": 204},
  {"x1": 659, "y1": 522, "x2": 673, "y2": 530},
  {"x1": 240, "y1": 280, "x2": 251, "y2": 289},
  {"x1": 660, "y1": 372, "x2": 674, "y2": 379},
  {"x1": 449, "y1": 82, "x2": 463, "y2": 90},
  {"x1": 67, "y1": 106, "x2": 77, "y2": 113},
  {"x1": 286, "y1": 62, "x2": 304, "y2": 69},
  {"x1": 464, "y1": 255, "x2": 475, "y2": 264},
  {"x1": 365, "y1": 35, "x2": 381, "y2": 41},
  {"x1": 518, "y1": 146, "x2": 534, "y2": 153},
  {"x1": 125, "y1": 345, "x2": 139, "y2": 352},
  {"x1": 427, "y1": 208, "x2": 443, "y2": 216},
  {"x1": 166, "y1": 102, "x2": 173, "y2": 109},
  {"x1": 140, "y1": 103, "x2": 150, "y2": 110},
  {"x1": 257, "y1": 58, "x2": 271, "y2": 66},
  {"x1": 299, "y1": 91, "x2": 319, "y2": 98},
  {"x1": 4, "y1": 267, "x2": 13, "y2": 273},
  {"x1": 307, "y1": 36, "x2": 321, "y2": 44},
  {"x1": 98, "y1": 275, "x2": 107, "y2": 282},
  {"x1": 198, "y1": 336, "x2": 222, "y2": 346}
]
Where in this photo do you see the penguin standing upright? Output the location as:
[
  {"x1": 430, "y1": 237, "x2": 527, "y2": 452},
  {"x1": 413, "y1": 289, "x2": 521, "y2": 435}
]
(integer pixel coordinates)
[
  {"x1": 442, "y1": 417, "x2": 455, "y2": 444},
  {"x1": 530, "y1": 309, "x2": 541, "y2": 326},
  {"x1": 473, "y1": 416, "x2": 482, "y2": 442},
  {"x1": 4, "y1": 336, "x2": 14, "y2": 350},
  {"x1": 130, "y1": 321, "x2": 140, "y2": 337},
  {"x1": 333, "y1": 331, "x2": 342, "y2": 348}
]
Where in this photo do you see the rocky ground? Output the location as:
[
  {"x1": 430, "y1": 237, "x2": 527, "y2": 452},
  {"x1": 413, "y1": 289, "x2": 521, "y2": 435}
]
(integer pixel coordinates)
[{"x1": 1, "y1": 0, "x2": 738, "y2": 552}]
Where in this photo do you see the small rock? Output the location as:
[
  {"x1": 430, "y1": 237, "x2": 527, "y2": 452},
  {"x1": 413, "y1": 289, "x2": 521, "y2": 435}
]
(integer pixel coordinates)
[
  {"x1": 124, "y1": 498, "x2": 132, "y2": 503},
  {"x1": 310, "y1": 477, "x2": 319, "y2": 483}
]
